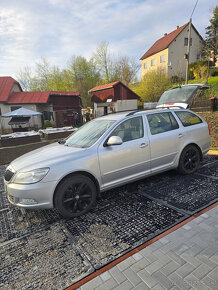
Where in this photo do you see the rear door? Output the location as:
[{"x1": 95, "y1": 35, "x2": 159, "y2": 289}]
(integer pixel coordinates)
[
  {"x1": 98, "y1": 116, "x2": 151, "y2": 189},
  {"x1": 145, "y1": 111, "x2": 183, "y2": 173}
]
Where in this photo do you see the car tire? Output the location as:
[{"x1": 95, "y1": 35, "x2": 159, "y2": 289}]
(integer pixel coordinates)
[
  {"x1": 178, "y1": 145, "x2": 201, "y2": 175},
  {"x1": 54, "y1": 174, "x2": 97, "y2": 218}
]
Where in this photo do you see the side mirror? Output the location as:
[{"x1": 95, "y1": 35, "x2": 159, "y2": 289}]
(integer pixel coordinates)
[{"x1": 107, "y1": 136, "x2": 123, "y2": 146}]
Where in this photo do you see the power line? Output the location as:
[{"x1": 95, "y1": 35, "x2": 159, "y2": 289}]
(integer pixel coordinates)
[{"x1": 190, "y1": 0, "x2": 198, "y2": 19}]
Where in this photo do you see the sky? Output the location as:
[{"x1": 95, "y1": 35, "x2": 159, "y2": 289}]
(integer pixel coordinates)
[{"x1": 0, "y1": 0, "x2": 217, "y2": 79}]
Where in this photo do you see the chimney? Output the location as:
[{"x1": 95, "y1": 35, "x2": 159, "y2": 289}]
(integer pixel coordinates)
[
  {"x1": 176, "y1": 25, "x2": 179, "y2": 29},
  {"x1": 164, "y1": 33, "x2": 167, "y2": 36}
]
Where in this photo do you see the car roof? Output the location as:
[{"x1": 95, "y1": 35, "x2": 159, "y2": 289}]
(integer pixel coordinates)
[{"x1": 97, "y1": 107, "x2": 186, "y2": 121}]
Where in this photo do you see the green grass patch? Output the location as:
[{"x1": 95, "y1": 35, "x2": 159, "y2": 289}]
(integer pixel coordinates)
[{"x1": 187, "y1": 76, "x2": 218, "y2": 85}]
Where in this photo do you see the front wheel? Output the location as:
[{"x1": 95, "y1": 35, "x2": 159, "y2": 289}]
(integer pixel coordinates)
[
  {"x1": 54, "y1": 174, "x2": 97, "y2": 218},
  {"x1": 178, "y1": 145, "x2": 201, "y2": 175}
]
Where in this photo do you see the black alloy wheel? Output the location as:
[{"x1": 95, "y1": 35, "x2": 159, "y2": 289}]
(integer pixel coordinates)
[
  {"x1": 178, "y1": 145, "x2": 201, "y2": 175},
  {"x1": 54, "y1": 174, "x2": 97, "y2": 218}
]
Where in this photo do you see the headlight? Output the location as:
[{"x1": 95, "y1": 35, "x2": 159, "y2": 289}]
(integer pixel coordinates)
[{"x1": 13, "y1": 168, "x2": 50, "y2": 184}]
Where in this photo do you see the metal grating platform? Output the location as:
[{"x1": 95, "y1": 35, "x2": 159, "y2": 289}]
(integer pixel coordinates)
[
  {"x1": 0, "y1": 224, "x2": 93, "y2": 289},
  {"x1": 139, "y1": 159, "x2": 218, "y2": 214},
  {"x1": 0, "y1": 155, "x2": 217, "y2": 288},
  {"x1": 65, "y1": 193, "x2": 184, "y2": 268}
]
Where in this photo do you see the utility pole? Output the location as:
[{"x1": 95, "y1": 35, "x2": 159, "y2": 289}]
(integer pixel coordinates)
[
  {"x1": 185, "y1": 0, "x2": 198, "y2": 84},
  {"x1": 185, "y1": 18, "x2": 192, "y2": 84}
]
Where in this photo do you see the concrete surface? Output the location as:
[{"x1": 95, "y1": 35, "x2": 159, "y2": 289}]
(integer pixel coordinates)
[{"x1": 79, "y1": 205, "x2": 218, "y2": 290}]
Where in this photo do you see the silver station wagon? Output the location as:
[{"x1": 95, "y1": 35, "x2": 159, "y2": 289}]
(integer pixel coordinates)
[{"x1": 4, "y1": 108, "x2": 210, "y2": 218}]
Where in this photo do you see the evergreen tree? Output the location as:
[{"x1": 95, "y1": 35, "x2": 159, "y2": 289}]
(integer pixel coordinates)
[{"x1": 204, "y1": 6, "x2": 218, "y2": 65}]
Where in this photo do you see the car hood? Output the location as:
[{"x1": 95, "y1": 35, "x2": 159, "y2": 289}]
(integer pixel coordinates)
[{"x1": 10, "y1": 142, "x2": 86, "y2": 172}]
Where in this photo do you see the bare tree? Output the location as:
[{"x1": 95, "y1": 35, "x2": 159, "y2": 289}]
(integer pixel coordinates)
[
  {"x1": 16, "y1": 65, "x2": 32, "y2": 91},
  {"x1": 114, "y1": 56, "x2": 140, "y2": 85},
  {"x1": 92, "y1": 42, "x2": 114, "y2": 83}
]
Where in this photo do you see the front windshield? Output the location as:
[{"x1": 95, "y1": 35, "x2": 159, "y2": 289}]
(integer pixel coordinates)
[
  {"x1": 65, "y1": 119, "x2": 116, "y2": 148},
  {"x1": 157, "y1": 85, "x2": 200, "y2": 105}
]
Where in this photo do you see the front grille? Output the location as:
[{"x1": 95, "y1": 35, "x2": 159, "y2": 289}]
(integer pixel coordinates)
[{"x1": 4, "y1": 169, "x2": 15, "y2": 182}]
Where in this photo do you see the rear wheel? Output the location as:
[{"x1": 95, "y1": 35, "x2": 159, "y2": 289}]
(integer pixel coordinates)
[
  {"x1": 54, "y1": 174, "x2": 97, "y2": 218},
  {"x1": 178, "y1": 145, "x2": 201, "y2": 175}
]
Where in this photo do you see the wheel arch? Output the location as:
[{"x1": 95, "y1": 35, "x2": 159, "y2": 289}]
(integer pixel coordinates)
[
  {"x1": 181, "y1": 143, "x2": 203, "y2": 161},
  {"x1": 53, "y1": 171, "x2": 100, "y2": 206}
]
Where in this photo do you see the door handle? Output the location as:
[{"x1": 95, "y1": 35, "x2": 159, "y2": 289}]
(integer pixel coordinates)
[
  {"x1": 140, "y1": 143, "x2": 148, "y2": 148},
  {"x1": 178, "y1": 133, "x2": 184, "y2": 138}
]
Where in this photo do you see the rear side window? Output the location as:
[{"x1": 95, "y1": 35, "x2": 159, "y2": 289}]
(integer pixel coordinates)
[
  {"x1": 175, "y1": 111, "x2": 202, "y2": 127},
  {"x1": 147, "y1": 112, "x2": 179, "y2": 135}
]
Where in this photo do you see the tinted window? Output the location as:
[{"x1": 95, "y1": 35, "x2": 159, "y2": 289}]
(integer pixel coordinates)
[
  {"x1": 175, "y1": 111, "x2": 202, "y2": 127},
  {"x1": 147, "y1": 112, "x2": 179, "y2": 135},
  {"x1": 111, "y1": 117, "x2": 143, "y2": 142},
  {"x1": 157, "y1": 85, "x2": 200, "y2": 105}
]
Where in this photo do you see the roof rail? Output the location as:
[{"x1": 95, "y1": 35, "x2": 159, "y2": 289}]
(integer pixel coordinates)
[{"x1": 126, "y1": 107, "x2": 159, "y2": 116}]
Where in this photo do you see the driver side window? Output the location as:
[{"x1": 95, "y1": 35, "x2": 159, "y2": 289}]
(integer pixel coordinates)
[{"x1": 111, "y1": 117, "x2": 144, "y2": 142}]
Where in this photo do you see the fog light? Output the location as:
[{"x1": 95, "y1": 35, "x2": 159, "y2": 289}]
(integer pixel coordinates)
[{"x1": 19, "y1": 198, "x2": 37, "y2": 205}]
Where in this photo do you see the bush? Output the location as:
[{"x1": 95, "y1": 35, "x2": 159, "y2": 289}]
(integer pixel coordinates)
[
  {"x1": 131, "y1": 68, "x2": 172, "y2": 103},
  {"x1": 209, "y1": 68, "x2": 218, "y2": 77},
  {"x1": 189, "y1": 60, "x2": 214, "y2": 80},
  {"x1": 189, "y1": 61, "x2": 209, "y2": 80},
  {"x1": 171, "y1": 75, "x2": 184, "y2": 83},
  {"x1": 43, "y1": 120, "x2": 53, "y2": 129}
]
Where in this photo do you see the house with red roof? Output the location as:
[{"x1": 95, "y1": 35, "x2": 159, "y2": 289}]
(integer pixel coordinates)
[
  {"x1": 140, "y1": 23, "x2": 203, "y2": 79},
  {"x1": 0, "y1": 76, "x2": 82, "y2": 132},
  {"x1": 89, "y1": 81, "x2": 140, "y2": 117}
]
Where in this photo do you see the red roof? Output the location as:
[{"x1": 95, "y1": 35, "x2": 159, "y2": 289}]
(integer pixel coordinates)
[
  {"x1": 8, "y1": 91, "x2": 80, "y2": 104},
  {"x1": 0, "y1": 76, "x2": 22, "y2": 102},
  {"x1": 89, "y1": 81, "x2": 140, "y2": 102},
  {"x1": 140, "y1": 23, "x2": 203, "y2": 60},
  {"x1": 88, "y1": 81, "x2": 120, "y2": 92},
  {"x1": 0, "y1": 77, "x2": 80, "y2": 104}
]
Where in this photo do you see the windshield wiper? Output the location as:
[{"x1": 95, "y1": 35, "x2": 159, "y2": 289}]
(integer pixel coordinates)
[{"x1": 64, "y1": 143, "x2": 84, "y2": 148}]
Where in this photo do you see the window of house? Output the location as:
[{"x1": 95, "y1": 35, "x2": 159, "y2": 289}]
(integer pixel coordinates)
[
  {"x1": 175, "y1": 111, "x2": 202, "y2": 127},
  {"x1": 110, "y1": 117, "x2": 144, "y2": 142},
  {"x1": 184, "y1": 38, "x2": 192, "y2": 46},
  {"x1": 160, "y1": 54, "x2": 166, "y2": 63},
  {"x1": 151, "y1": 59, "x2": 155, "y2": 66},
  {"x1": 147, "y1": 112, "x2": 179, "y2": 135},
  {"x1": 144, "y1": 62, "x2": 147, "y2": 69},
  {"x1": 161, "y1": 67, "x2": 166, "y2": 73}
]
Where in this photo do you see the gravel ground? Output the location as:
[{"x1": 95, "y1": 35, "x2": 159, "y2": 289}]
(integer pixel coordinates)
[{"x1": 0, "y1": 155, "x2": 217, "y2": 289}]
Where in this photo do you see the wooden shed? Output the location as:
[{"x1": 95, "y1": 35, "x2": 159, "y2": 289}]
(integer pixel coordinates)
[
  {"x1": 89, "y1": 81, "x2": 140, "y2": 117},
  {"x1": 0, "y1": 77, "x2": 82, "y2": 132}
]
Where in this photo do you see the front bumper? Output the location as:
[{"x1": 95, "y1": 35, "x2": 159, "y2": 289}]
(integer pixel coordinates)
[{"x1": 4, "y1": 180, "x2": 56, "y2": 209}]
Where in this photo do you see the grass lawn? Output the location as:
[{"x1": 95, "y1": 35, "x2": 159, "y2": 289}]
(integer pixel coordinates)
[{"x1": 188, "y1": 76, "x2": 218, "y2": 85}]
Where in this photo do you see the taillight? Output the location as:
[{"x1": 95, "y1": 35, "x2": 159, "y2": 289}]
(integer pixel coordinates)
[{"x1": 208, "y1": 124, "x2": 210, "y2": 135}]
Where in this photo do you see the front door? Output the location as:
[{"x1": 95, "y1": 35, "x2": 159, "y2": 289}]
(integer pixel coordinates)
[{"x1": 98, "y1": 116, "x2": 151, "y2": 190}]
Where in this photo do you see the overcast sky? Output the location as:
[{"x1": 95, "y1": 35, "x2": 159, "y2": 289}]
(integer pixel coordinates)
[{"x1": 0, "y1": 0, "x2": 216, "y2": 78}]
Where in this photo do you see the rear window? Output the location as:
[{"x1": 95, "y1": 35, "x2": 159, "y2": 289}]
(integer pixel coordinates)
[
  {"x1": 157, "y1": 85, "x2": 200, "y2": 105},
  {"x1": 175, "y1": 111, "x2": 202, "y2": 127}
]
